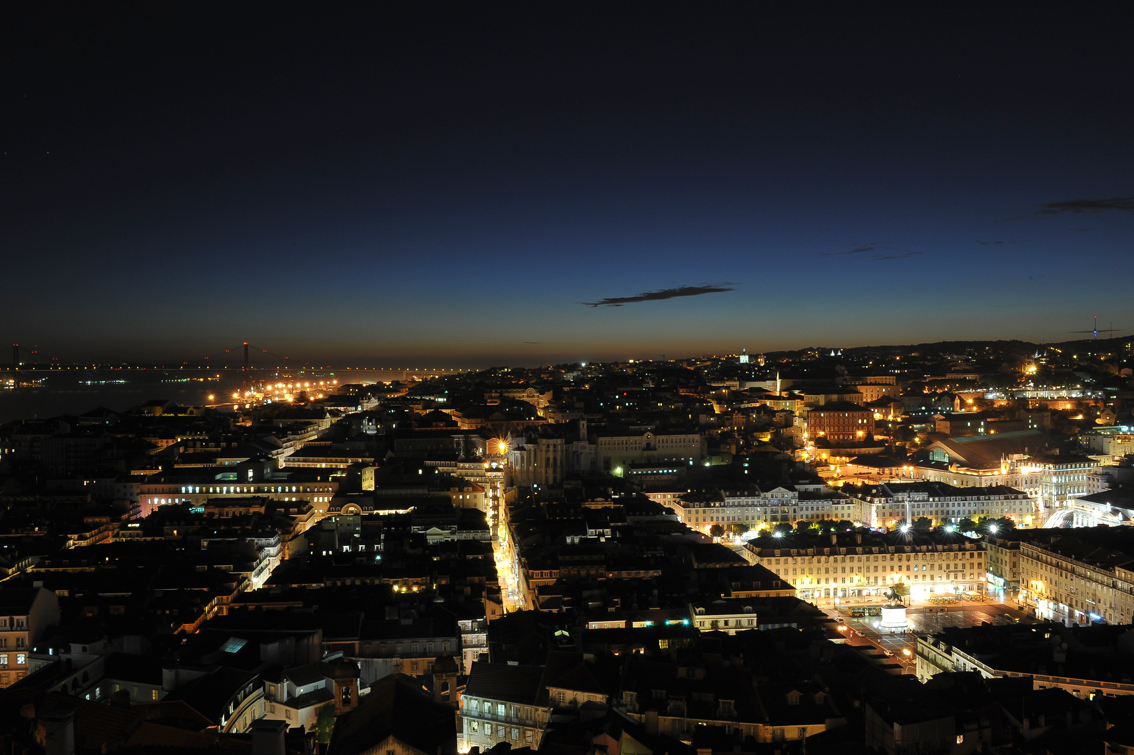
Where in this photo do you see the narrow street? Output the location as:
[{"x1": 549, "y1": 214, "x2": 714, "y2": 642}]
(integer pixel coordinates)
[{"x1": 486, "y1": 468, "x2": 524, "y2": 612}]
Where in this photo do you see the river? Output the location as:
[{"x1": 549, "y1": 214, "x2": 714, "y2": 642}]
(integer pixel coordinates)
[{"x1": 0, "y1": 368, "x2": 426, "y2": 424}]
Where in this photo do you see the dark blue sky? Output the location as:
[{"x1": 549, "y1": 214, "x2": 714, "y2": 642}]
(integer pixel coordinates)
[{"x1": 4, "y1": 4, "x2": 1132, "y2": 366}]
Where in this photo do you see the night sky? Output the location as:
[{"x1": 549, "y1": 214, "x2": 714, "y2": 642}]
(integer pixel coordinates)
[{"x1": 4, "y1": 4, "x2": 1132, "y2": 367}]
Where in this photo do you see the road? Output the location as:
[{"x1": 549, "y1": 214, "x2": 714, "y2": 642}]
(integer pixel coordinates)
[
  {"x1": 826, "y1": 600, "x2": 1039, "y2": 673},
  {"x1": 1043, "y1": 509, "x2": 1072, "y2": 528}
]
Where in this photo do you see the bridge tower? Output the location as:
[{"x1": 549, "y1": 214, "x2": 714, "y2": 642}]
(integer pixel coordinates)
[{"x1": 242, "y1": 342, "x2": 250, "y2": 391}]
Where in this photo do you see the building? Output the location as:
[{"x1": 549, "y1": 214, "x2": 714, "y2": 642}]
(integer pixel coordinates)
[
  {"x1": 916, "y1": 623, "x2": 1134, "y2": 697},
  {"x1": 264, "y1": 657, "x2": 361, "y2": 732},
  {"x1": 918, "y1": 431, "x2": 1046, "y2": 501},
  {"x1": 460, "y1": 662, "x2": 547, "y2": 752},
  {"x1": 688, "y1": 599, "x2": 762, "y2": 634},
  {"x1": 1031, "y1": 454, "x2": 1099, "y2": 511},
  {"x1": 0, "y1": 588, "x2": 61, "y2": 687},
  {"x1": 855, "y1": 481, "x2": 1034, "y2": 529},
  {"x1": 743, "y1": 531, "x2": 987, "y2": 602},
  {"x1": 1018, "y1": 529, "x2": 1134, "y2": 626},
  {"x1": 139, "y1": 461, "x2": 338, "y2": 518},
  {"x1": 1081, "y1": 426, "x2": 1134, "y2": 463},
  {"x1": 1065, "y1": 487, "x2": 1134, "y2": 528},
  {"x1": 328, "y1": 673, "x2": 458, "y2": 755},
  {"x1": 806, "y1": 401, "x2": 875, "y2": 443},
  {"x1": 667, "y1": 483, "x2": 868, "y2": 535}
]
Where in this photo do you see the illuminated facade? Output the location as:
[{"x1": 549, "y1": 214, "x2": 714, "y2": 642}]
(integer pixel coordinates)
[
  {"x1": 856, "y1": 482, "x2": 1033, "y2": 528},
  {"x1": 744, "y1": 532, "x2": 987, "y2": 601},
  {"x1": 805, "y1": 401, "x2": 875, "y2": 442},
  {"x1": 666, "y1": 484, "x2": 868, "y2": 533},
  {"x1": 1019, "y1": 534, "x2": 1134, "y2": 626}
]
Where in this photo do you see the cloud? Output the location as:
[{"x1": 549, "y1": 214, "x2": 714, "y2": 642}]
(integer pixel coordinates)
[
  {"x1": 820, "y1": 242, "x2": 878, "y2": 257},
  {"x1": 873, "y1": 252, "x2": 923, "y2": 260},
  {"x1": 1036, "y1": 197, "x2": 1134, "y2": 216},
  {"x1": 976, "y1": 239, "x2": 1031, "y2": 246},
  {"x1": 583, "y1": 284, "x2": 735, "y2": 308}
]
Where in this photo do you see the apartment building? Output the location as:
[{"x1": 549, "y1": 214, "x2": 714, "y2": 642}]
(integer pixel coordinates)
[
  {"x1": 0, "y1": 587, "x2": 61, "y2": 687},
  {"x1": 855, "y1": 482, "x2": 1033, "y2": 529},
  {"x1": 460, "y1": 663, "x2": 547, "y2": 752},
  {"x1": 139, "y1": 462, "x2": 338, "y2": 518},
  {"x1": 805, "y1": 401, "x2": 875, "y2": 443},
  {"x1": 1018, "y1": 530, "x2": 1134, "y2": 626},
  {"x1": 668, "y1": 484, "x2": 868, "y2": 535},
  {"x1": 744, "y1": 531, "x2": 987, "y2": 601}
]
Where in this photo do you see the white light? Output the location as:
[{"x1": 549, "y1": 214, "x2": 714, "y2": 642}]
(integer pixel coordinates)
[{"x1": 900, "y1": 524, "x2": 910, "y2": 533}]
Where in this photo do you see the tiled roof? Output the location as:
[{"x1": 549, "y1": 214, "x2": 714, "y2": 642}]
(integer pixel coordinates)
[
  {"x1": 328, "y1": 673, "x2": 456, "y2": 755},
  {"x1": 463, "y1": 661, "x2": 545, "y2": 705}
]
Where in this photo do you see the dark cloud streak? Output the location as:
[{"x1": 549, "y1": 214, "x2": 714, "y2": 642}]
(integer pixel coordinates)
[
  {"x1": 874, "y1": 252, "x2": 923, "y2": 260},
  {"x1": 820, "y1": 242, "x2": 877, "y2": 257},
  {"x1": 1037, "y1": 197, "x2": 1134, "y2": 215},
  {"x1": 583, "y1": 285, "x2": 735, "y2": 308}
]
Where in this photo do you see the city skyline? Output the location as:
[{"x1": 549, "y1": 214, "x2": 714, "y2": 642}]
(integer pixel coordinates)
[{"x1": 4, "y1": 5, "x2": 1132, "y2": 364}]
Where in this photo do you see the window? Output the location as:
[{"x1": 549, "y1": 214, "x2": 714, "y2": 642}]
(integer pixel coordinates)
[
  {"x1": 512, "y1": 728, "x2": 520, "y2": 741},
  {"x1": 497, "y1": 725, "x2": 506, "y2": 738},
  {"x1": 151, "y1": 689, "x2": 159, "y2": 701},
  {"x1": 498, "y1": 703, "x2": 506, "y2": 716},
  {"x1": 0, "y1": 654, "x2": 6, "y2": 666},
  {"x1": 470, "y1": 721, "x2": 479, "y2": 733}
]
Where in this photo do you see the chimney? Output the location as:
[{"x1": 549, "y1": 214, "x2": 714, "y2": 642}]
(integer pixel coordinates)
[
  {"x1": 41, "y1": 706, "x2": 75, "y2": 755},
  {"x1": 250, "y1": 719, "x2": 288, "y2": 755}
]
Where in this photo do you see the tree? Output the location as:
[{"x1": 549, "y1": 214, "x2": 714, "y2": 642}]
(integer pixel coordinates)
[
  {"x1": 893, "y1": 426, "x2": 916, "y2": 444},
  {"x1": 773, "y1": 522, "x2": 793, "y2": 536},
  {"x1": 985, "y1": 516, "x2": 1016, "y2": 535},
  {"x1": 313, "y1": 702, "x2": 336, "y2": 745},
  {"x1": 709, "y1": 524, "x2": 725, "y2": 538},
  {"x1": 837, "y1": 519, "x2": 855, "y2": 531},
  {"x1": 796, "y1": 520, "x2": 819, "y2": 533},
  {"x1": 958, "y1": 518, "x2": 976, "y2": 533},
  {"x1": 730, "y1": 523, "x2": 749, "y2": 537},
  {"x1": 913, "y1": 516, "x2": 932, "y2": 531},
  {"x1": 974, "y1": 516, "x2": 990, "y2": 531}
]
